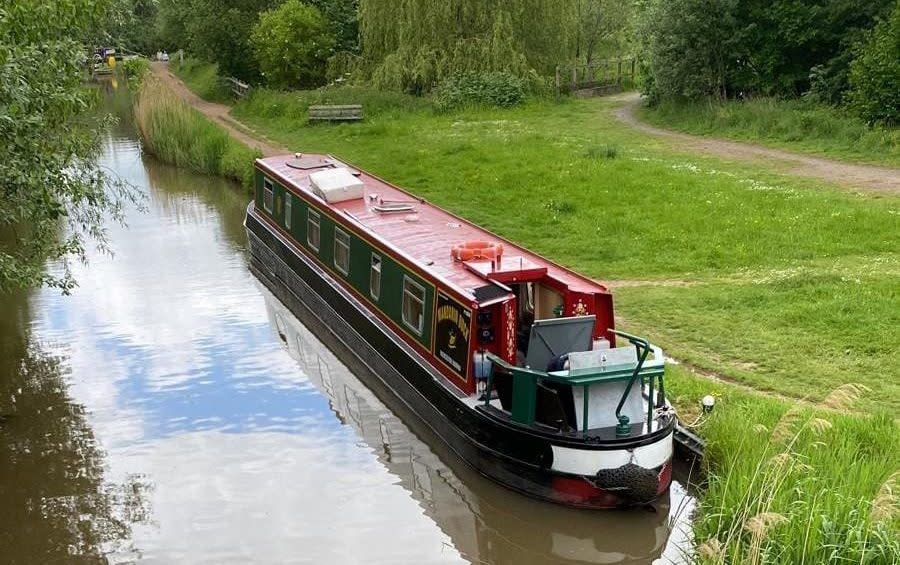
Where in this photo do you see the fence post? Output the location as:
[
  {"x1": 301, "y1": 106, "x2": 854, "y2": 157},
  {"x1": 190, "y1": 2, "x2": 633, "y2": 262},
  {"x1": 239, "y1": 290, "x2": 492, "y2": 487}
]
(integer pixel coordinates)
[
  {"x1": 617, "y1": 60, "x2": 622, "y2": 85},
  {"x1": 571, "y1": 66, "x2": 577, "y2": 91},
  {"x1": 555, "y1": 66, "x2": 561, "y2": 101}
]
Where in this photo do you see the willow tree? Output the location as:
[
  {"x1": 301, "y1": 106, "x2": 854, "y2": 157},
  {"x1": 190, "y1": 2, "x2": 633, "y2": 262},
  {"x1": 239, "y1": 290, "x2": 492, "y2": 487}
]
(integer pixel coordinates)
[{"x1": 358, "y1": 0, "x2": 577, "y2": 92}]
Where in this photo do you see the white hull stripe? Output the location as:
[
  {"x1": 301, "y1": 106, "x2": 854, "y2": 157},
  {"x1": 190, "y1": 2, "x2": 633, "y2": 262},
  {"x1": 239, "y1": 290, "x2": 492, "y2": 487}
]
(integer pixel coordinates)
[{"x1": 550, "y1": 432, "x2": 674, "y2": 475}]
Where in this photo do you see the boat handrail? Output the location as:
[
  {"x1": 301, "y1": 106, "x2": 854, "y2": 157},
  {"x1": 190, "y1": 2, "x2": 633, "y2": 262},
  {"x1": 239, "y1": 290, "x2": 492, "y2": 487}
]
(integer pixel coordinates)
[{"x1": 482, "y1": 334, "x2": 667, "y2": 435}]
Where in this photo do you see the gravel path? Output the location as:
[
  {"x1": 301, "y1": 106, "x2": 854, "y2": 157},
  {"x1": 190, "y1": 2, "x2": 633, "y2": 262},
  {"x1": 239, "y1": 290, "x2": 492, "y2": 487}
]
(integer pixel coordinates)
[
  {"x1": 150, "y1": 62, "x2": 287, "y2": 157},
  {"x1": 612, "y1": 93, "x2": 900, "y2": 194}
]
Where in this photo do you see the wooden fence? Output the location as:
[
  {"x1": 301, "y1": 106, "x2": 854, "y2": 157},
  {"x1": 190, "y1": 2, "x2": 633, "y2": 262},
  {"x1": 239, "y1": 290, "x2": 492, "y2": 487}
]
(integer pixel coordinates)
[
  {"x1": 555, "y1": 58, "x2": 636, "y2": 99},
  {"x1": 225, "y1": 77, "x2": 251, "y2": 99}
]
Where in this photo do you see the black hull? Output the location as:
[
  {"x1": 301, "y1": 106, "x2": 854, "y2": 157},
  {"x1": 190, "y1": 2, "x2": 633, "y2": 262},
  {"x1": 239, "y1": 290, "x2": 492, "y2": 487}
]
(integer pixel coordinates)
[{"x1": 245, "y1": 204, "x2": 674, "y2": 508}]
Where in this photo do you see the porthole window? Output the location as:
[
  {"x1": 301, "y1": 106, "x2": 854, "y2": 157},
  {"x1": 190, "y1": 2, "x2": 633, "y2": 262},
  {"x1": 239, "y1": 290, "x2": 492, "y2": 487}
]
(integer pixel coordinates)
[
  {"x1": 307, "y1": 210, "x2": 320, "y2": 251},
  {"x1": 402, "y1": 276, "x2": 426, "y2": 335},
  {"x1": 334, "y1": 228, "x2": 350, "y2": 275}
]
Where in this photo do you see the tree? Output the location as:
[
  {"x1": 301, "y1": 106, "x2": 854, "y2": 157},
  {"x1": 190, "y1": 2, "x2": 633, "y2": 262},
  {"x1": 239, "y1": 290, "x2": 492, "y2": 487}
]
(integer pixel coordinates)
[
  {"x1": 0, "y1": 0, "x2": 138, "y2": 293},
  {"x1": 307, "y1": 0, "x2": 359, "y2": 53},
  {"x1": 637, "y1": 0, "x2": 737, "y2": 102},
  {"x1": 250, "y1": 0, "x2": 336, "y2": 88},
  {"x1": 848, "y1": 2, "x2": 900, "y2": 125},
  {"x1": 575, "y1": 0, "x2": 631, "y2": 67},
  {"x1": 357, "y1": 0, "x2": 577, "y2": 93}
]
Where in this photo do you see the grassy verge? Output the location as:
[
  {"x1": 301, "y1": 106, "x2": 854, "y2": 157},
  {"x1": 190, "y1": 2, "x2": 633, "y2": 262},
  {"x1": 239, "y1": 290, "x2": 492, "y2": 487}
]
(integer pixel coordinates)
[
  {"x1": 133, "y1": 77, "x2": 260, "y2": 187},
  {"x1": 169, "y1": 57, "x2": 231, "y2": 103},
  {"x1": 230, "y1": 90, "x2": 899, "y2": 411},
  {"x1": 640, "y1": 98, "x2": 900, "y2": 167},
  {"x1": 670, "y1": 368, "x2": 899, "y2": 563}
]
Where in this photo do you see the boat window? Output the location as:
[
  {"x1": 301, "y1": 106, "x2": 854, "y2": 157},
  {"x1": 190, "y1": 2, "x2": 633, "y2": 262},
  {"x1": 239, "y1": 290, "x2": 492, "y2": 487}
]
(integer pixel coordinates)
[
  {"x1": 263, "y1": 178, "x2": 274, "y2": 213},
  {"x1": 370, "y1": 254, "x2": 381, "y2": 300},
  {"x1": 307, "y1": 209, "x2": 320, "y2": 251},
  {"x1": 284, "y1": 193, "x2": 292, "y2": 230},
  {"x1": 334, "y1": 228, "x2": 350, "y2": 275},
  {"x1": 402, "y1": 276, "x2": 426, "y2": 335}
]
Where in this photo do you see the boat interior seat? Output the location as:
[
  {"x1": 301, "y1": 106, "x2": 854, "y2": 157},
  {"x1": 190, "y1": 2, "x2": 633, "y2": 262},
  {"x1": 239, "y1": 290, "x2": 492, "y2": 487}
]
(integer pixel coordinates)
[
  {"x1": 492, "y1": 368, "x2": 514, "y2": 412},
  {"x1": 535, "y1": 382, "x2": 576, "y2": 431},
  {"x1": 538, "y1": 380, "x2": 577, "y2": 430}
]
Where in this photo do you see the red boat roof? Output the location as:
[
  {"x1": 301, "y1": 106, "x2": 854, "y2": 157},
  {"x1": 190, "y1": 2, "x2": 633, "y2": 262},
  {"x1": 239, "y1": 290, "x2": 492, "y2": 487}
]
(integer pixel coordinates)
[{"x1": 257, "y1": 154, "x2": 610, "y2": 304}]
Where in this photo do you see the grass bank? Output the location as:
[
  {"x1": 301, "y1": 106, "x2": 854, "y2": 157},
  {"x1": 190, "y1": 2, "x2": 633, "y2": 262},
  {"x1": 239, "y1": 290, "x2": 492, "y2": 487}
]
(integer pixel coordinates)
[
  {"x1": 169, "y1": 57, "x2": 231, "y2": 103},
  {"x1": 640, "y1": 98, "x2": 900, "y2": 167},
  {"x1": 133, "y1": 77, "x2": 260, "y2": 187},
  {"x1": 671, "y1": 369, "x2": 899, "y2": 563}
]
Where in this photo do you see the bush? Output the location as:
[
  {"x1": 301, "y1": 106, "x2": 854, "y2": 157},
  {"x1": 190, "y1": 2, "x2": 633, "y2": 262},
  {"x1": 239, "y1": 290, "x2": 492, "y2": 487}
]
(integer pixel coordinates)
[
  {"x1": 847, "y1": 3, "x2": 900, "y2": 125},
  {"x1": 249, "y1": 0, "x2": 335, "y2": 89},
  {"x1": 121, "y1": 57, "x2": 150, "y2": 83},
  {"x1": 433, "y1": 72, "x2": 527, "y2": 111}
]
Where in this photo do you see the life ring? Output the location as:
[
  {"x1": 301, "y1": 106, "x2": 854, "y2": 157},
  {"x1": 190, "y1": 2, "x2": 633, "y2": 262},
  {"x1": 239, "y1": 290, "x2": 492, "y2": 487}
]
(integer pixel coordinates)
[{"x1": 451, "y1": 241, "x2": 504, "y2": 261}]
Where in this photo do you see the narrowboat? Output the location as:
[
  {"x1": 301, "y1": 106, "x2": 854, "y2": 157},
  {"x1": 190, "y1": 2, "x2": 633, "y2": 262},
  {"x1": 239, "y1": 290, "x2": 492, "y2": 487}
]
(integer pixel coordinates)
[
  {"x1": 244, "y1": 153, "x2": 676, "y2": 509},
  {"x1": 259, "y1": 284, "x2": 675, "y2": 562}
]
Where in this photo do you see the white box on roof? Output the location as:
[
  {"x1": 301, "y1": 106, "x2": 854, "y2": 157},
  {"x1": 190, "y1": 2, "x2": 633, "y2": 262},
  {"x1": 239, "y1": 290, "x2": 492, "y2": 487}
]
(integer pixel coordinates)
[{"x1": 309, "y1": 167, "x2": 364, "y2": 203}]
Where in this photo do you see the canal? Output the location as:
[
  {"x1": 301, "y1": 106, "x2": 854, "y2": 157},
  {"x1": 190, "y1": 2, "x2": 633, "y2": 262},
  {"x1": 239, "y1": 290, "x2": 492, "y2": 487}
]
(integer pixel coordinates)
[{"x1": 0, "y1": 87, "x2": 695, "y2": 564}]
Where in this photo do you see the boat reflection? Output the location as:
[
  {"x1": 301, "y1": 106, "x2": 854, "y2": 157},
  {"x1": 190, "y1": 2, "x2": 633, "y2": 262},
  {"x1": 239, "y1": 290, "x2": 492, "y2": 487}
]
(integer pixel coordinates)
[{"x1": 259, "y1": 284, "x2": 690, "y2": 564}]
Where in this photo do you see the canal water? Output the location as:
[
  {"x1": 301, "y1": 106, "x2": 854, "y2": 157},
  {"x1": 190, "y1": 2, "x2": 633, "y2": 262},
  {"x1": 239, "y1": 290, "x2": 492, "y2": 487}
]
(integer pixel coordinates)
[{"x1": 0, "y1": 88, "x2": 695, "y2": 564}]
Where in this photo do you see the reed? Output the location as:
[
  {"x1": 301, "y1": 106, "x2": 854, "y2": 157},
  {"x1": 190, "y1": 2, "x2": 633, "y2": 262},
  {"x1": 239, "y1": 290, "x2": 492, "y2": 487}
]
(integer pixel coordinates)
[
  {"x1": 681, "y1": 375, "x2": 900, "y2": 564},
  {"x1": 133, "y1": 77, "x2": 260, "y2": 187}
]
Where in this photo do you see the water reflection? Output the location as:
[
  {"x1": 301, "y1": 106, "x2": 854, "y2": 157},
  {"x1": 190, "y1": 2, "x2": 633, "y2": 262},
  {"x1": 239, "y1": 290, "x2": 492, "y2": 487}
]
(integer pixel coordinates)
[
  {"x1": 0, "y1": 294, "x2": 151, "y2": 563},
  {"x1": 261, "y1": 284, "x2": 693, "y2": 564},
  {"x1": 0, "y1": 91, "x2": 693, "y2": 564}
]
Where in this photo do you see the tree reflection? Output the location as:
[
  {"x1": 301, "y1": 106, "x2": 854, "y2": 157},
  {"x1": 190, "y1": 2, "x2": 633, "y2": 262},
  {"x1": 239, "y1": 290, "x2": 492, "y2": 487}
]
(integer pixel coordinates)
[{"x1": 0, "y1": 294, "x2": 150, "y2": 563}]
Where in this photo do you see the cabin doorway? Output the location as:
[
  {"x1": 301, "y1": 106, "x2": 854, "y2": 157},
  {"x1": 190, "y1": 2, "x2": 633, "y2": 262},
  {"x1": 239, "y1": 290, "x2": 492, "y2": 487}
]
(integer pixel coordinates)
[{"x1": 511, "y1": 281, "x2": 566, "y2": 365}]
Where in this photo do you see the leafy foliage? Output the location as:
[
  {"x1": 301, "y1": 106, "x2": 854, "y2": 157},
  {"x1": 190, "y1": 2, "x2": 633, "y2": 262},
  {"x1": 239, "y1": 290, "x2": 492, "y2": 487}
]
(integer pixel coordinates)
[
  {"x1": 359, "y1": 0, "x2": 573, "y2": 94},
  {"x1": 637, "y1": 0, "x2": 895, "y2": 102},
  {"x1": 0, "y1": 0, "x2": 137, "y2": 292},
  {"x1": 434, "y1": 72, "x2": 527, "y2": 110},
  {"x1": 848, "y1": 2, "x2": 900, "y2": 125},
  {"x1": 249, "y1": 0, "x2": 335, "y2": 89},
  {"x1": 157, "y1": 0, "x2": 277, "y2": 81}
]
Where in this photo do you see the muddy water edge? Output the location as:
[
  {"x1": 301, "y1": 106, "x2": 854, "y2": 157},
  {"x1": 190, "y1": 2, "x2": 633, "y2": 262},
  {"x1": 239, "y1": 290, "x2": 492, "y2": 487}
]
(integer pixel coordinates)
[{"x1": 0, "y1": 84, "x2": 697, "y2": 564}]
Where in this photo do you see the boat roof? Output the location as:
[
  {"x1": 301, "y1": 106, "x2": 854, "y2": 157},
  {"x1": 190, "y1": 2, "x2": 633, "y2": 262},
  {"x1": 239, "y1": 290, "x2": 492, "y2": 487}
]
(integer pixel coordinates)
[{"x1": 257, "y1": 154, "x2": 610, "y2": 304}]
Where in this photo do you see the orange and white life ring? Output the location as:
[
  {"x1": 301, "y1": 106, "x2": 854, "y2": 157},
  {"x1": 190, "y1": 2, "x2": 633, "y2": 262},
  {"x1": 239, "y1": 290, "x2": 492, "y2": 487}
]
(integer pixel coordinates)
[{"x1": 451, "y1": 241, "x2": 504, "y2": 262}]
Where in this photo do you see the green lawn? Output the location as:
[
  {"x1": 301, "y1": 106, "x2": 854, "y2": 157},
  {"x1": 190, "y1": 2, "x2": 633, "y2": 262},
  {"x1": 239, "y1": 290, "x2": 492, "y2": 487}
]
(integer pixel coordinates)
[
  {"x1": 231, "y1": 88, "x2": 899, "y2": 413},
  {"x1": 170, "y1": 57, "x2": 231, "y2": 103},
  {"x1": 158, "y1": 75, "x2": 900, "y2": 561},
  {"x1": 640, "y1": 98, "x2": 900, "y2": 168}
]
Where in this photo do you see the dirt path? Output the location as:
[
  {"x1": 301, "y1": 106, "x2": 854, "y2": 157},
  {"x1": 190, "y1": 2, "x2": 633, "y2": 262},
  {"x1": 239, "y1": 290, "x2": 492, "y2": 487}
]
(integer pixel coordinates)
[
  {"x1": 612, "y1": 93, "x2": 900, "y2": 194},
  {"x1": 150, "y1": 62, "x2": 287, "y2": 157}
]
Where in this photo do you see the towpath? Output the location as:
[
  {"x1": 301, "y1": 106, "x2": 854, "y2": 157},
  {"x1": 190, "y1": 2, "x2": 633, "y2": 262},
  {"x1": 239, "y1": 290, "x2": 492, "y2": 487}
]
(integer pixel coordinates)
[
  {"x1": 612, "y1": 92, "x2": 900, "y2": 194},
  {"x1": 150, "y1": 62, "x2": 286, "y2": 157}
]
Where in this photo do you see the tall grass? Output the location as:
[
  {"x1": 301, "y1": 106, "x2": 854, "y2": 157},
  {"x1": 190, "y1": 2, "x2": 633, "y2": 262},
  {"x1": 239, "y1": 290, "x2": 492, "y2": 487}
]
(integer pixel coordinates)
[
  {"x1": 677, "y1": 373, "x2": 900, "y2": 564},
  {"x1": 170, "y1": 57, "x2": 231, "y2": 103},
  {"x1": 641, "y1": 97, "x2": 900, "y2": 167},
  {"x1": 234, "y1": 85, "x2": 431, "y2": 124},
  {"x1": 133, "y1": 78, "x2": 260, "y2": 187}
]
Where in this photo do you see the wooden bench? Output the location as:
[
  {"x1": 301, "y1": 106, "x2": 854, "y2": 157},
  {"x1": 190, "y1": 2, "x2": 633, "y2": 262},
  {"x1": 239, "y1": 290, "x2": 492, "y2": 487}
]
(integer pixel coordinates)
[{"x1": 308, "y1": 104, "x2": 363, "y2": 122}]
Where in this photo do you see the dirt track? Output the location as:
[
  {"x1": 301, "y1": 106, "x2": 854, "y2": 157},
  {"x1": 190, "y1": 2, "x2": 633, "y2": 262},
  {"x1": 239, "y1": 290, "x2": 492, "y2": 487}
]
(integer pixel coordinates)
[
  {"x1": 612, "y1": 93, "x2": 899, "y2": 194},
  {"x1": 153, "y1": 63, "x2": 897, "y2": 194},
  {"x1": 150, "y1": 62, "x2": 286, "y2": 157}
]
